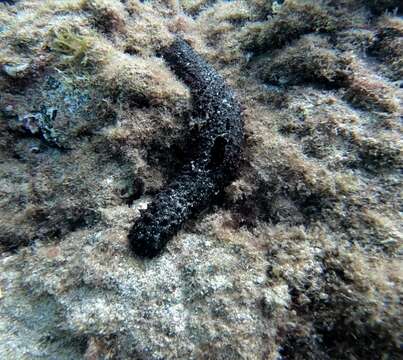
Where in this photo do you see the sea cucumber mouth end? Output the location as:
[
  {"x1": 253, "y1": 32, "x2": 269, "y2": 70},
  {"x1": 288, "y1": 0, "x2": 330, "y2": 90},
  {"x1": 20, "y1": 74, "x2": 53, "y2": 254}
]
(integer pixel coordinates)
[{"x1": 129, "y1": 233, "x2": 164, "y2": 258}]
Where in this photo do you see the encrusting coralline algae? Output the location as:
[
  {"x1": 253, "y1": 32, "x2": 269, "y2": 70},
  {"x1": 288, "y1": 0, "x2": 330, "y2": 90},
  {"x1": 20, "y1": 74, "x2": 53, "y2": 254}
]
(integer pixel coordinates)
[{"x1": 0, "y1": 0, "x2": 401, "y2": 359}]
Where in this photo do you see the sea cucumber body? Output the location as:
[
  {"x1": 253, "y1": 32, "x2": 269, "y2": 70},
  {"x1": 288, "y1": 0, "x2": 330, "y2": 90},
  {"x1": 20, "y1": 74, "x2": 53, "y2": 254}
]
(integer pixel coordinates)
[{"x1": 128, "y1": 37, "x2": 243, "y2": 257}]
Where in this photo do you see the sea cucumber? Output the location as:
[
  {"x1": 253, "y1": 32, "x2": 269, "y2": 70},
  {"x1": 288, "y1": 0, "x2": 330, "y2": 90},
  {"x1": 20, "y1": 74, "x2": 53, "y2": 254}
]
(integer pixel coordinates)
[{"x1": 128, "y1": 37, "x2": 243, "y2": 257}]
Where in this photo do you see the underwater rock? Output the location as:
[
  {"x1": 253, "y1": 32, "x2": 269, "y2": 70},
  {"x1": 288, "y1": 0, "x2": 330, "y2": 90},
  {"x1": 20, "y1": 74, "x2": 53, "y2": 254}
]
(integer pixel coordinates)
[
  {"x1": 2, "y1": 63, "x2": 30, "y2": 78},
  {"x1": 0, "y1": 1, "x2": 401, "y2": 359},
  {"x1": 10, "y1": 107, "x2": 67, "y2": 149}
]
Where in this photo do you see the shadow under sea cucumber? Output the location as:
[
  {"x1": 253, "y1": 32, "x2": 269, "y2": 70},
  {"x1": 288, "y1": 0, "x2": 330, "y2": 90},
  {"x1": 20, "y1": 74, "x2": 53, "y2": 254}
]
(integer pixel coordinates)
[{"x1": 128, "y1": 37, "x2": 244, "y2": 258}]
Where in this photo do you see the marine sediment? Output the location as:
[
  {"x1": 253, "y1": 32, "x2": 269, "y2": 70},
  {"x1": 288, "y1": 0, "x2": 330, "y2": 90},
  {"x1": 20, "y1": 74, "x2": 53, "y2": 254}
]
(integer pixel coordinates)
[
  {"x1": 128, "y1": 37, "x2": 243, "y2": 257},
  {"x1": 0, "y1": 1, "x2": 401, "y2": 359}
]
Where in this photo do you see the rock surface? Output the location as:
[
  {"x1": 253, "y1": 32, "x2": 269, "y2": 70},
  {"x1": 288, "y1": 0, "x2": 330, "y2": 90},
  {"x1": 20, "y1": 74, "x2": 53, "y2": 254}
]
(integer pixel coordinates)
[{"x1": 0, "y1": 1, "x2": 401, "y2": 359}]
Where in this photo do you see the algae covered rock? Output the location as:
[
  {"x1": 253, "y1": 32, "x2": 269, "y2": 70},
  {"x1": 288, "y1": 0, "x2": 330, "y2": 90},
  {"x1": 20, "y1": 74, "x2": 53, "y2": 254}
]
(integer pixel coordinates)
[
  {"x1": 8, "y1": 106, "x2": 67, "y2": 148},
  {"x1": 0, "y1": 1, "x2": 401, "y2": 359}
]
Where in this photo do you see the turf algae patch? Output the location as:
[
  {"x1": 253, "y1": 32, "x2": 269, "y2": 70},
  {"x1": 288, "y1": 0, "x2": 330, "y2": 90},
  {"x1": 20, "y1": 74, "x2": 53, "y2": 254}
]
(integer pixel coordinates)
[
  {"x1": 128, "y1": 37, "x2": 243, "y2": 257},
  {"x1": 0, "y1": 1, "x2": 401, "y2": 358}
]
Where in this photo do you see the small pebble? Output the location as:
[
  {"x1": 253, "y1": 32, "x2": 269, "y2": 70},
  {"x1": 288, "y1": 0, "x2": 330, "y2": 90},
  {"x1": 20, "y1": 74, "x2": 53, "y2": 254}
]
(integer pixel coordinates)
[
  {"x1": 4, "y1": 105, "x2": 13, "y2": 113},
  {"x1": 30, "y1": 146, "x2": 40, "y2": 154},
  {"x1": 3, "y1": 63, "x2": 29, "y2": 78}
]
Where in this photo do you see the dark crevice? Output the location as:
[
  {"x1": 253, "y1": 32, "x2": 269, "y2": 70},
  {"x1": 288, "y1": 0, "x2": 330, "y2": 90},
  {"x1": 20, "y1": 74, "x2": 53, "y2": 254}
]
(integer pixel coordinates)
[{"x1": 123, "y1": 178, "x2": 145, "y2": 205}]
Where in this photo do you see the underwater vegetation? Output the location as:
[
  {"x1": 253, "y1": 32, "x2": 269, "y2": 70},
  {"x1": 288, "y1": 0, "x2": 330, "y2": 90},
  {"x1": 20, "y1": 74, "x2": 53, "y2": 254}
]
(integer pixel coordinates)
[
  {"x1": 50, "y1": 26, "x2": 94, "y2": 67},
  {"x1": 0, "y1": 0, "x2": 401, "y2": 359}
]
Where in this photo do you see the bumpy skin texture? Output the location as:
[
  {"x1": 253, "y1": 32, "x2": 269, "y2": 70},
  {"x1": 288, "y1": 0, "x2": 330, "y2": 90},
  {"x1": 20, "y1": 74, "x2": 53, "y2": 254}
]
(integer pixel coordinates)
[{"x1": 128, "y1": 37, "x2": 243, "y2": 257}]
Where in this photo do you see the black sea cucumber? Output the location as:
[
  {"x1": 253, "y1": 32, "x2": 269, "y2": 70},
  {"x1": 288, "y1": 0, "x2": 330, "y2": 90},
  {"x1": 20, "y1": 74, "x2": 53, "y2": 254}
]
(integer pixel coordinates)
[{"x1": 128, "y1": 37, "x2": 243, "y2": 257}]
